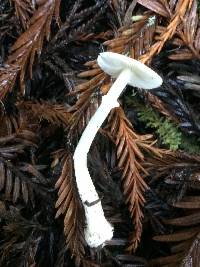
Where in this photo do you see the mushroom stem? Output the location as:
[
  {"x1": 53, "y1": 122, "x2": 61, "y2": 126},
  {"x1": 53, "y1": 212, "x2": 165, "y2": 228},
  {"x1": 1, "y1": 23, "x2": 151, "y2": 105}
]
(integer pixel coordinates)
[
  {"x1": 75, "y1": 69, "x2": 131, "y2": 158},
  {"x1": 73, "y1": 69, "x2": 131, "y2": 247},
  {"x1": 74, "y1": 51, "x2": 163, "y2": 248}
]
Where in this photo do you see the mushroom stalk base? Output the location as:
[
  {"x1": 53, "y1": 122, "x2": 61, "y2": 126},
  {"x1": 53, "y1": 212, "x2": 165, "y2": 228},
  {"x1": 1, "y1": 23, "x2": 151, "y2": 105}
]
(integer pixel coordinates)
[{"x1": 73, "y1": 68, "x2": 131, "y2": 247}]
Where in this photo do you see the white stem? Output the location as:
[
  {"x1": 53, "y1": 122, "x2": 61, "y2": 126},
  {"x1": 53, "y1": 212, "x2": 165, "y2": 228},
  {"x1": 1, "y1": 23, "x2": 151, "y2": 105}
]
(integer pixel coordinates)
[{"x1": 73, "y1": 68, "x2": 131, "y2": 247}]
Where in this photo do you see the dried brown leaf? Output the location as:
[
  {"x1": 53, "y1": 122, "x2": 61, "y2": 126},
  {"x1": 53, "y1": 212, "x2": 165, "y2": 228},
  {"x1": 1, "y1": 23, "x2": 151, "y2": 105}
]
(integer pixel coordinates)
[
  {"x1": 0, "y1": 162, "x2": 5, "y2": 191},
  {"x1": 17, "y1": 100, "x2": 71, "y2": 127},
  {"x1": 140, "y1": 0, "x2": 192, "y2": 63},
  {"x1": 181, "y1": 235, "x2": 200, "y2": 267},
  {"x1": 137, "y1": 0, "x2": 170, "y2": 17},
  {"x1": 151, "y1": 234, "x2": 200, "y2": 267},
  {"x1": 169, "y1": 0, "x2": 200, "y2": 60},
  {"x1": 13, "y1": 176, "x2": 20, "y2": 203},
  {"x1": 108, "y1": 107, "x2": 165, "y2": 251},
  {"x1": 150, "y1": 253, "x2": 184, "y2": 266},
  {"x1": 153, "y1": 228, "x2": 200, "y2": 242},
  {"x1": 151, "y1": 152, "x2": 200, "y2": 266},
  {"x1": 5, "y1": 168, "x2": 13, "y2": 199},
  {"x1": 166, "y1": 212, "x2": 200, "y2": 227},
  {"x1": 174, "y1": 197, "x2": 200, "y2": 209},
  {"x1": 14, "y1": 0, "x2": 35, "y2": 29},
  {"x1": 0, "y1": 0, "x2": 60, "y2": 99},
  {"x1": 0, "y1": 130, "x2": 44, "y2": 204},
  {"x1": 55, "y1": 154, "x2": 86, "y2": 266},
  {"x1": 0, "y1": 65, "x2": 19, "y2": 100}
]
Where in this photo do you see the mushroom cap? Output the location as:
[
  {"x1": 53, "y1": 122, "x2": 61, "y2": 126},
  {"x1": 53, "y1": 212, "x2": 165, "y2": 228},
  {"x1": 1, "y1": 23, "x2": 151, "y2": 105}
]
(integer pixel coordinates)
[{"x1": 97, "y1": 52, "x2": 162, "y2": 89}]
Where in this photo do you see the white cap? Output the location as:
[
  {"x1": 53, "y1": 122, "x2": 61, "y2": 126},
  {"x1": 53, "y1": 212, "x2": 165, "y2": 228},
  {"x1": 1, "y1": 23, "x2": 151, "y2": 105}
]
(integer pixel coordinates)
[{"x1": 97, "y1": 52, "x2": 162, "y2": 90}]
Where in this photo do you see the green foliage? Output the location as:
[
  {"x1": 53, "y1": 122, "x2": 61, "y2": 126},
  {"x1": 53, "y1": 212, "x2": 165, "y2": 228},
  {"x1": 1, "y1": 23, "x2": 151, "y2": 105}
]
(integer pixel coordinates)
[
  {"x1": 138, "y1": 106, "x2": 182, "y2": 150},
  {"x1": 181, "y1": 135, "x2": 200, "y2": 154},
  {"x1": 138, "y1": 105, "x2": 200, "y2": 153},
  {"x1": 126, "y1": 95, "x2": 200, "y2": 153}
]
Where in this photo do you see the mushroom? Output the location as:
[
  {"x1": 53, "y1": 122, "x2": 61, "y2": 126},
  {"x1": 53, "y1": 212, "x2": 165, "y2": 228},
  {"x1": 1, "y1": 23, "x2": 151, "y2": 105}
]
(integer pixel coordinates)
[{"x1": 73, "y1": 52, "x2": 163, "y2": 248}]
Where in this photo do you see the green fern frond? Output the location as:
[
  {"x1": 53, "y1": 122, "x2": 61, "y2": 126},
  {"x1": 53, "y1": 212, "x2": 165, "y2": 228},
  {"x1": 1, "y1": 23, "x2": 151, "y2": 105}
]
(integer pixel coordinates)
[
  {"x1": 126, "y1": 95, "x2": 200, "y2": 153},
  {"x1": 138, "y1": 106, "x2": 182, "y2": 150}
]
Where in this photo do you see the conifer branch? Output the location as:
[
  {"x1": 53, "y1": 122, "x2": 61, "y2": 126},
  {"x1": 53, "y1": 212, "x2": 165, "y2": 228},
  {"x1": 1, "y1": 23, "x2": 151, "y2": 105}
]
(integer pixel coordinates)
[
  {"x1": 55, "y1": 153, "x2": 86, "y2": 266},
  {"x1": 0, "y1": 0, "x2": 61, "y2": 99},
  {"x1": 108, "y1": 107, "x2": 165, "y2": 251}
]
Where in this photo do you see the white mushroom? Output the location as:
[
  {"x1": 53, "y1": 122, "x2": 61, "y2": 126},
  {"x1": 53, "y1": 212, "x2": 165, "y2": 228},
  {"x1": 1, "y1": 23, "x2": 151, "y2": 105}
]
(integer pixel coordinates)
[{"x1": 73, "y1": 52, "x2": 163, "y2": 248}]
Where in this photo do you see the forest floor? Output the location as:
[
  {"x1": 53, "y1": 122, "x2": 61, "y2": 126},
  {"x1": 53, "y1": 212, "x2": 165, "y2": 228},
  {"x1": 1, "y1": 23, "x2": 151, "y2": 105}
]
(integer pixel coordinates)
[{"x1": 0, "y1": 0, "x2": 200, "y2": 266}]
